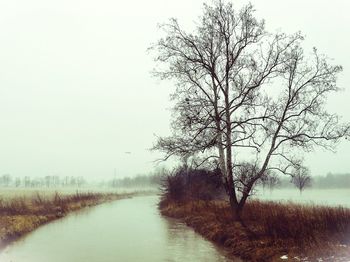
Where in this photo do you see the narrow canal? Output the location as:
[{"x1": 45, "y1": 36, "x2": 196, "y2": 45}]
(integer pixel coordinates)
[{"x1": 0, "y1": 195, "x2": 239, "y2": 262}]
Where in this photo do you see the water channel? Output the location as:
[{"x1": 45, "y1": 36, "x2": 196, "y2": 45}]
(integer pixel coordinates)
[{"x1": 0, "y1": 195, "x2": 239, "y2": 262}]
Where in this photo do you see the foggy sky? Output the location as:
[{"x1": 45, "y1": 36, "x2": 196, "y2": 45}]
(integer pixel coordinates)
[{"x1": 0, "y1": 0, "x2": 349, "y2": 179}]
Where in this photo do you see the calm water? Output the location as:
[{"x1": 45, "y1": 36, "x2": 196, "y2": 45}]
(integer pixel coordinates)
[
  {"x1": 0, "y1": 196, "x2": 237, "y2": 262},
  {"x1": 255, "y1": 188, "x2": 350, "y2": 208}
]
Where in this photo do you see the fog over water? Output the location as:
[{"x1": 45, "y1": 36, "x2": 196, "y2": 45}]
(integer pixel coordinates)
[{"x1": 0, "y1": 0, "x2": 349, "y2": 179}]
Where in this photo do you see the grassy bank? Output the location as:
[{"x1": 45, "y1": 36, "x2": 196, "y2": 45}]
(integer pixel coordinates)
[
  {"x1": 0, "y1": 191, "x2": 132, "y2": 248},
  {"x1": 160, "y1": 199, "x2": 350, "y2": 261}
]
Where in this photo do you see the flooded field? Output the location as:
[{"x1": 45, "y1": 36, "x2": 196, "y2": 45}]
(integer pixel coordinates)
[
  {"x1": 0, "y1": 196, "x2": 237, "y2": 262},
  {"x1": 255, "y1": 188, "x2": 350, "y2": 208}
]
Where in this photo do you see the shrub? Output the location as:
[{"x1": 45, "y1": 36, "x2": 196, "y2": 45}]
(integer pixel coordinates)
[{"x1": 160, "y1": 167, "x2": 224, "y2": 205}]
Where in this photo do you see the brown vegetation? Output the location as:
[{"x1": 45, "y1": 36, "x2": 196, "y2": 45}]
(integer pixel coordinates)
[
  {"x1": 0, "y1": 192, "x2": 130, "y2": 248},
  {"x1": 160, "y1": 198, "x2": 350, "y2": 261}
]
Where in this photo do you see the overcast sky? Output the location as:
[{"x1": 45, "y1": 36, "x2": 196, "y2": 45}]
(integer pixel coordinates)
[{"x1": 0, "y1": 0, "x2": 349, "y2": 179}]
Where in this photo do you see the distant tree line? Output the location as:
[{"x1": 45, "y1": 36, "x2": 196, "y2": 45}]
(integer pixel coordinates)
[
  {"x1": 274, "y1": 173, "x2": 350, "y2": 189},
  {"x1": 106, "y1": 173, "x2": 163, "y2": 188},
  {"x1": 0, "y1": 172, "x2": 163, "y2": 189},
  {"x1": 0, "y1": 174, "x2": 86, "y2": 188}
]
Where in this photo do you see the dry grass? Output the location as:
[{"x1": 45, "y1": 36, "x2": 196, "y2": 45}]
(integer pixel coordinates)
[
  {"x1": 243, "y1": 200, "x2": 350, "y2": 244},
  {"x1": 160, "y1": 199, "x2": 350, "y2": 261},
  {"x1": 0, "y1": 191, "x2": 130, "y2": 248}
]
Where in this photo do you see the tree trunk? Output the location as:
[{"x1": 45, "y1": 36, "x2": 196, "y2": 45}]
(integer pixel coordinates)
[{"x1": 229, "y1": 196, "x2": 243, "y2": 222}]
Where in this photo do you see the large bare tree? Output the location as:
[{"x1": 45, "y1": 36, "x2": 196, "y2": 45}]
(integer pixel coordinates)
[{"x1": 151, "y1": 1, "x2": 349, "y2": 220}]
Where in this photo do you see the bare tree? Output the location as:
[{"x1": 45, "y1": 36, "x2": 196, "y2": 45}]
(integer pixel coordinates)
[
  {"x1": 291, "y1": 166, "x2": 311, "y2": 194},
  {"x1": 260, "y1": 170, "x2": 280, "y2": 192},
  {"x1": 0, "y1": 174, "x2": 12, "y2": 187},
  {"x1": 151, "y1": 1, "x2": 349, "y2": 220}
]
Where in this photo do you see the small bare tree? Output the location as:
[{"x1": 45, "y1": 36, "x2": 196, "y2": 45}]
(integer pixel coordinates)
[
  {"x1": 260, "y1": 171, "x2": 280, "y2": 192},
  {"x1": 291, "y1": 166, "x2": 311, "y2": 194}
]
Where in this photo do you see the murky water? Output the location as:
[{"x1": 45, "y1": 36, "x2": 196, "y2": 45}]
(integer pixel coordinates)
[{"x1": 0, "y1": 196, "x2": 237, "y2": 262}]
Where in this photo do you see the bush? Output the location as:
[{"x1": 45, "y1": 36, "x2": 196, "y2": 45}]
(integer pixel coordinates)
[{"x1": 160, "y1": 167, "x2": 224, "y2": 205}]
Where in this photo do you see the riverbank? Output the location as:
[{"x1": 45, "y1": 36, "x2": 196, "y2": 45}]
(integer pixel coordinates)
[
  {"x1": 0, "y1": 191, "x2": 133, "y2": 249},
  {"x1": 160, "y1": 199, "x2": 350, "y2": 261}
]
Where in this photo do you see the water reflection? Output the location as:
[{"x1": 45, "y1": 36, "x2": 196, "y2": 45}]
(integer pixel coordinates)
[
  {"x1": 163, "y1": 215, "x2": 233, "y2": 262},
  {"x1": 0, "y1": 196, "x2": 238, "y2": 262}
]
